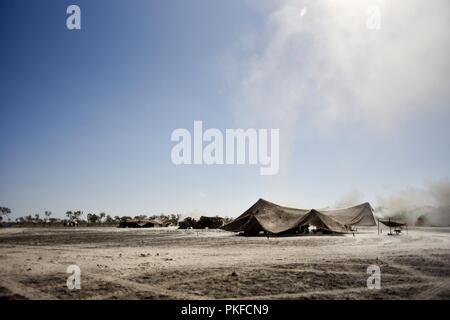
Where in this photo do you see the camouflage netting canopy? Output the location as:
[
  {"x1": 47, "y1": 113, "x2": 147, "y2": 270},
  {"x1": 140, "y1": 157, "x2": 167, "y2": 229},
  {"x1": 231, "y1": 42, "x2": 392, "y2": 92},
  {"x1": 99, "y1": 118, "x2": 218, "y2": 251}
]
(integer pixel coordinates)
[
  {"x1": 221, "y1": 199, "x2": 376, "y2": 235},
  {"x1": 378, "y1": 219, "x2": 407, "y2": 228}
]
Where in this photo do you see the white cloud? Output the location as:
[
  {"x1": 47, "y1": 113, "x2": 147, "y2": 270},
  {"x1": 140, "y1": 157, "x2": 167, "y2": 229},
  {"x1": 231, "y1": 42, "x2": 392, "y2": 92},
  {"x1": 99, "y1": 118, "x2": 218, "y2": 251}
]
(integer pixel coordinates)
[{"x1": 233, "y1": 0, "x2": 450, "y2": 133}]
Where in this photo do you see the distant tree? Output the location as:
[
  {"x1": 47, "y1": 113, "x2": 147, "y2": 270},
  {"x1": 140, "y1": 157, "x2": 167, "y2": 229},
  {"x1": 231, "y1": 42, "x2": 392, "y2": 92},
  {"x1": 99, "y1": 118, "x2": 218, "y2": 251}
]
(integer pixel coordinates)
[
  {"x1": 145, "y1": 213, "x2": 181, "y2": 226},
  {"x1": 34, "y1": 214, "x2": 41, "y2": 223},
  {"x1": 0, "y1": 207, "x2": 11, "y2": 221},
  {"x1": 99, "y1": 212, "x2": 106, "y2": 223},
  {"x1": 87, "y1": 213, "x2": 99, "y2": 224},
  {"x1": 114, "y1": 216, "x2": 121, "y2": 223},
  {"x1": 16, "y1": 217, "x2": 25, "y2": 224},
  {"x1": 74, "y1": 211, "x2": 83, "y2": 221},
  {"x1": 0, "y1": 207, "x2": 11, "y2": 214},
  {"x1": 168, "y1": 214, "x2": 181, "y2": 226},
  {"x1": 44, "y1": 211, "x2": 52, "y2": 224},
  {"x1": 105, "y1": 215, "x2": 115, "y2": 224},
  {"x1": 120, "y1": 216, "x2": 132, "y2": 222}
]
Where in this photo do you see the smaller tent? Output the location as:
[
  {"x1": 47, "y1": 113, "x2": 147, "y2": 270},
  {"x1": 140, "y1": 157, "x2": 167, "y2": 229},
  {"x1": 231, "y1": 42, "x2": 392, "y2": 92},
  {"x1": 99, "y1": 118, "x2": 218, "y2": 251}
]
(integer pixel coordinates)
[
  {"x1": 178, "y1": 217, "x2": 197, "y2": 229},
  {"x1": 195, "y1": 216, "x2": 224, "y2": 229},
  {"x1": 141, "y1": 219, "x2": 164, "y2": 228},
  {"x1": 118, "y1": 219, "x2": 164, "y2": 228}
]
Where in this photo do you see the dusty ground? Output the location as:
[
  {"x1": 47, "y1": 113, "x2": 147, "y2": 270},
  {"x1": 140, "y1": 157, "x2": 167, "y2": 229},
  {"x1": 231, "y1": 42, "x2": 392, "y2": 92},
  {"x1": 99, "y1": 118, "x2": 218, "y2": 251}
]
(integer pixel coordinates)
[{"x1": 0, "y1": 227, "x2": 449, "y2": 300}]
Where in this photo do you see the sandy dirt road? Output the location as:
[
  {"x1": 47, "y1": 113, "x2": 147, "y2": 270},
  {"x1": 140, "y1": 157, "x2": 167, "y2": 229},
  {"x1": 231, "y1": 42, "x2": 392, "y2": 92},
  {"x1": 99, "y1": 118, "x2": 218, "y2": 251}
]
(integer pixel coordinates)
[{"x1": 0, "y1": 227, "x2": 449, "y2": 299}]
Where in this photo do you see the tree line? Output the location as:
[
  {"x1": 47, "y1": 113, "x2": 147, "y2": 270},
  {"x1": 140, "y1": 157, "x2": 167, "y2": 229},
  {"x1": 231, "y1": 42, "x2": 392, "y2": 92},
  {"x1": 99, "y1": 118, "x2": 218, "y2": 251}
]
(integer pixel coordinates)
[
  {"x1": 0, "y1": 207, "x2": 181, "y2": 227},
  {"x1": 1, "y1": 206, "x2": 234, "y2": 228}
]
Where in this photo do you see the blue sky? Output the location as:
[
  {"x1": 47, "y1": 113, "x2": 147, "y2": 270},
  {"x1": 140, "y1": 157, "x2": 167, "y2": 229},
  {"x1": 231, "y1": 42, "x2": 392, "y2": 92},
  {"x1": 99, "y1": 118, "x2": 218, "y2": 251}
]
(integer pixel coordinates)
[{"x1": 1, "y1": 0, "x2": 449, "y2": 219}]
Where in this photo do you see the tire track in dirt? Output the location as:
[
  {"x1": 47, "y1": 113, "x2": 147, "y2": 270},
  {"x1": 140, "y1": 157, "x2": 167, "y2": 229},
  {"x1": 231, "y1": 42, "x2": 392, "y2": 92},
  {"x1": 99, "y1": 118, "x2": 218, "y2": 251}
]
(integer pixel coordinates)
[
  {"x1": 414, "y1": 279, "x2": 450, "y2": 300},
  {"x1": 90, "y1": 273, "x2": 211, "y2": 300},
  {"x1": 0, "y1": 278, "x2": 57, "y2": 300},
  {"x1": 238, "y1": 280, "x2": 439, "y2": 300},
  {"x1": 388, "y1": 262, "x2": 437, "y2": 282}
]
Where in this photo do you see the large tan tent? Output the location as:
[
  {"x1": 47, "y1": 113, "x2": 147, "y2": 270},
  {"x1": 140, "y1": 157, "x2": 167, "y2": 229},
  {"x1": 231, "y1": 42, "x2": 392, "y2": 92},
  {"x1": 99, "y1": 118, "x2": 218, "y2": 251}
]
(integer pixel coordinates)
[{"x1": 221, "y1": 199, "x2": 376, "y2": 235}]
